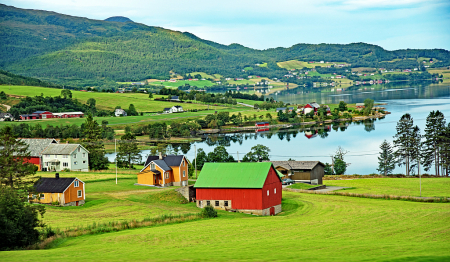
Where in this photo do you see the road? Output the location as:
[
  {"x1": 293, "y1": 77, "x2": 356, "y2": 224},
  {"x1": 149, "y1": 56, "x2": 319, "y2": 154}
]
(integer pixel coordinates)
[{"x1": 1, "y1": 104, "x2": 11, "y2": 111}]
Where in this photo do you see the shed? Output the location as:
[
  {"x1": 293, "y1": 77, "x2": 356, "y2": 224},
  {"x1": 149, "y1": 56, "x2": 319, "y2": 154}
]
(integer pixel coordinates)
[
  {"x1": 194, "y1": 162, "x2": 282, "y2": 216},
  {"x1": 270, "y1": 161, "x2": 325, "y2": 185}
]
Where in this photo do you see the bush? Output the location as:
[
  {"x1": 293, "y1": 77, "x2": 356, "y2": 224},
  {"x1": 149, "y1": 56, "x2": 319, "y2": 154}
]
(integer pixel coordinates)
[
  {"x1": 201, "y1": 206, "x2": 218, "y2": 218},
  {"x1": 0, "y1": 187, "x2": 45, "y2": 250}
]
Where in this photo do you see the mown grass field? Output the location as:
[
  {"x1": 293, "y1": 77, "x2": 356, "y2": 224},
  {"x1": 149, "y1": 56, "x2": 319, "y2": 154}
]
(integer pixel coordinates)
[
  {"x1": 4, "y1": 188, "x2": 450, "y2": 261},
  {"x1": 0, "y1": 102, "x2": 252, "y2": 129},
  {"x1": 149, "y1": 80, "x2": 216, "y2": 88},
  {"x1": 277, "y1": 60, "x2": 346, "y2": 69},
  {"x1": 0, "y1": 85, "x2": 224, "y2": 112},
  {"x1": 325, "y1": 177, "x2": 450, "y2": 198}
]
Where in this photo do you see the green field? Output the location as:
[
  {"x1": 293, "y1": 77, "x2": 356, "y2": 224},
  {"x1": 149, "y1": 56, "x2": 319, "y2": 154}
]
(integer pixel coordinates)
[
  {"x1": 277, "y1": 60, "x2": 347, "y2": 70},
  {"x1": 0, "y1": 106, "x2": 251, "y2": 128},
  {"x1": 3, "y1": 186, "x2": 450, "y2": 261},
  {"x1": 287, "y1": 183, "x2": 319, "y2": 190},
  {"x1": 325, "y1": 177, "x2": 450, "y2": 198},
  {"x1": 0, "y1": 85, "x2": 222, "y2": 112},
  {"x1": 149, "y1": 80, "x2": 216, "y2": 88}
]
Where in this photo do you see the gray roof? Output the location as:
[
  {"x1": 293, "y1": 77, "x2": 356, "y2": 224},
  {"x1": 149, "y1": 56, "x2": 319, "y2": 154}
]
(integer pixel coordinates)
[
  {"x1": 144, "y1": 155, "x2": 185, "y2": 167},
  {"x1": 268, "y1": 161, "x2": 324, "y2": 170},
  {"x1": 163, "y1": 108, "x2": 171, "y2": 111},
  {"x1": 20, "y1": 138, "x2": 58, "y2": 157},
  {"x1": 41, "y1": 144, "x2": 88, "y2": 155},
  {"x1": 309, "y1": 102, "x2": 320, "y2": 108},
  {"x1": 153, "y1": 160, "x2": 172, "y2": 171},
  {"x1": 0, "y1": 113, "x2": 13, "y2": 118},
  {"x1": 34, "y1": 177, "x2": 79, "y2": 193}
]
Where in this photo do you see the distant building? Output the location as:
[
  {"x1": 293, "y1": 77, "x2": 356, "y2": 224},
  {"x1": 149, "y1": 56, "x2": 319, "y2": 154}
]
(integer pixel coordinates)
[
  {"x1": 170, "y1": 96, "x2": 180, "y2": 101},
  {"x1": 52, "y1": 112, "x2": 84, "y2": 118},
  {"x1": 115, "y1": 109, "x2": 127, "y2": 117},
  {"x1": 20, "y1": 138, "x2": 59, "y2": 171},
  {"x1": 171, "y1": 105, "x2": 183, "y2": 113},
  {"x1": 0, "y1": 112, "x2": 14, "y2": 121},
  {"x1": 270, "y1": 161, "x2": 325, "y2": 185},
  {"x1": 163, "y1": 108, "x2": 171, "y2": 114}
]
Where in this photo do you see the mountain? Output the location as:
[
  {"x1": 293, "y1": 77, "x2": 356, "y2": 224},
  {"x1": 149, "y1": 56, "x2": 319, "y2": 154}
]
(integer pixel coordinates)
[
  {"x1": 104, "y1": 16, "x2": 133, "y2": 23},
  {"x1": 1, "y1": 4, "x2": 449, "y2": 87},
  {"x1": 0, "y1": 69, "x2": 60, "y2": 87}
]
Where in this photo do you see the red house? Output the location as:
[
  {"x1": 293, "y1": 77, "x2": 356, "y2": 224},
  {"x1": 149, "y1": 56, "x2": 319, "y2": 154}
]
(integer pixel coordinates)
[
  {"x1": 255, "y1": 122, "x2": 269, "y2": 128},
  {"x1": 194, "y1": 162, "x2": 282, "y2": 216}
]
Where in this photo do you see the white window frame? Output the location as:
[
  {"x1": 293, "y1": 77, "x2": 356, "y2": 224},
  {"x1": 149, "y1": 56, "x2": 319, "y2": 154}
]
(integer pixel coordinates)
[
  {"x1": 74, "y1": 180, "x2": 79, "y2": 187},
  {"x1": 45, "y1": 154, "x2": 50, "y2": 158},
  {"x1": 151, "y1": 163, "x2": 155, "y2": 170},
  {"x1": 45, "y1": 162, "x2": 48, "y2": 167},
  {"x1": 40, "y1": 193, "x2": 45, "y2": 199},
  {"x1": 183, "y1": 170, "x2": 186, "y2": 177},
  {"x1": 63, "y1": 155, "x2": 68, "y2": 159},
  {"x1": 82, "y1": 153, "x2": 86, "y2": 158},
  {"x1": 73, "y1": 154, "x2": 77, "y2": 159},
  {"x1": 74, "y1": 161, "x2": 78, "y2": 165},
  {"x1": 54, "y1": 155, "x2": 57, "y2": 159},
  {"x1": 77, "y1": 190, "x2": 82, "y2": 197},
  {"x1": 78, "y1": 147, "x2": 81, "y2": 152},
  {"x1": 63, "y1": 162, "x2": 69, "y2": 167},
  {"x1": 274, "y1": 188, "x2": 277, "y2": 194},
  {"x1": 165, "y1": 172, "x2": 169, "y2": 179},
  {"x1": 267, "y1": 190, "x2": 269, "y2": 196}
]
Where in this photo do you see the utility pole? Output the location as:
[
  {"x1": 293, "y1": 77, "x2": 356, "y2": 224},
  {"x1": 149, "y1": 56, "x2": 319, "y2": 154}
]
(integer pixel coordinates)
[
  {"x1": 331, "y1": 156, "x2": 334, "y2": 175},
  {"x1": 194, "y1": 145, "x2": 197, "y2": 179},
  {"x1": 419, "y1": 158, "x2": 421, "y2": 197},
  {"x1": 237, "y1": 151, "x2": 239, "y2": 163},
  {"x1": 115, "y1": 139, "x2": 117, "y2": 185}
]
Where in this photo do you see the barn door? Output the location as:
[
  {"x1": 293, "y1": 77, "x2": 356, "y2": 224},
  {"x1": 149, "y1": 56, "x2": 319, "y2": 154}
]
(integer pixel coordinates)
[{"x1": 270, "y1": 207, "x2": 275, "y2": 216}]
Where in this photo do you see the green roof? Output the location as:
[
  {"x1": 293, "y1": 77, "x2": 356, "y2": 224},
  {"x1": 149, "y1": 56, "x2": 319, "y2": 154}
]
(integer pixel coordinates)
[
  {"x1": 276, "y1": 169, "x2": 284, "y2": 178},
  {"x1": 194, "y1": 162, "x2": 276, "y2": 189}
]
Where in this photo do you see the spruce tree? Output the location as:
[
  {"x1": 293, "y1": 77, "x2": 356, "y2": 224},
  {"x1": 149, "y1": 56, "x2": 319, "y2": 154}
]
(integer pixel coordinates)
[
  {"x1": 0, "y1": 126, "x2": 39, "y2": 189},
  {"x1": 377, "y1": 140, "x2": 395, "y2": 176},
  {"x1": 393, "y1": 113, "x2": 415, "y2": 175},
  {"x1": 82, "y1": 114, "x2": 109, "y2": 170},
  {"x1": 438, "y1": 123, "x2": 450, "y2": 176},
  {"x1": 117, "y1": 132, "x2": 141, "y2": 169},
  {"x1": 422, "y1": 111, "x2": 446, "y2": 176}
]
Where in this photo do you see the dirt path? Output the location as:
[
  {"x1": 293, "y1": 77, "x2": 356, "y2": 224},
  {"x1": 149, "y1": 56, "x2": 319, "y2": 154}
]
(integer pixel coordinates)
[{"x1": 1, "y1": 104, "x2": 11, "y2": 111}]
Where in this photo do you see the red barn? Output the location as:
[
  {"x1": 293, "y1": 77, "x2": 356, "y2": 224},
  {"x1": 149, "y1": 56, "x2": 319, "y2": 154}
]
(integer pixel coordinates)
[
  {"x1": 33, "y1": 111, "x2": 54, "y2": 119},
  {"x1": 255, "y1": 122, "x2": 269, "y2": 128},
  {"x1": 19, "y1": 138, "x2": 58, "y2": 171},
  {"x1": 194, "y1": 162, "x2": 282, "y2": 216}
]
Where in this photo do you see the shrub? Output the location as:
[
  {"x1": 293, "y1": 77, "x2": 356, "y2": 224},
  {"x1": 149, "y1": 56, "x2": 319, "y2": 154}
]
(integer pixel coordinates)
[
  {"x1": 201, "y1": 206, "x2": 218, "y2": 218},
  {"x1": 0, "y1": 187, "x2": 45, "y2": 250}
]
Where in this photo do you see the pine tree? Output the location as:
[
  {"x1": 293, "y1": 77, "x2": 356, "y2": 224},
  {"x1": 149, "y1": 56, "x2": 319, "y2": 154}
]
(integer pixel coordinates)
[
  {"x1": 377, "y1": 140, "x2": 396, "y2": 175},
  {"x1": 439, "y1": 123, "x2": 450, "y2": 176},
  {"x1": 393, "y1": 113, "x2": 415, "y2": 175},
  {"x1": 82, "y1": 114, "x2": 109, "y2": 170},
  {"x1": 422, "y1": 111, "x2": 446, "y2": 176},
  {"x1": 117, "y1": 132, "x2": 141, "y2": 169},
  {"x1": 0, "y1": 126, "x2": 39, "y2": 189}
]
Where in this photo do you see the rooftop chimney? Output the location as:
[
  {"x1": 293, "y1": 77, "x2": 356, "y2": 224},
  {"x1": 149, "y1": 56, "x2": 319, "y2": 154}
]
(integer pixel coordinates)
[
  {"x1": 159, "y1": 152, "x2": 163, "y2": 160},
  {"x1": 55, "y1": 173, "x2": 59, "y2": 179}
]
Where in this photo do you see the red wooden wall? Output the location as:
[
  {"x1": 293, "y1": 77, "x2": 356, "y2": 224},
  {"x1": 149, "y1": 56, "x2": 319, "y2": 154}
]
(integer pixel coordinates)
[{"x1": 196, "y1": 166, "x2": 282, "y2": 210}]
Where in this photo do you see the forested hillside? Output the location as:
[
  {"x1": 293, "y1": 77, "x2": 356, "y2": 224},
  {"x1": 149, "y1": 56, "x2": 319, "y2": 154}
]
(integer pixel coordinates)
[
  {"x1": 1, "y1": 4, "x2": 449, "y2": 87},
  {"x1": 0, "y1": 70, "x2": 60, "y2": 87}
]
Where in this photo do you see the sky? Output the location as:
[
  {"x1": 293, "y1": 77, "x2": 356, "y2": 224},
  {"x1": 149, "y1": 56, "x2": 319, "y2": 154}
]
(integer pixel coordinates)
[{"x1": 3, "y1": 0, "x2": 450, "y2": 51}]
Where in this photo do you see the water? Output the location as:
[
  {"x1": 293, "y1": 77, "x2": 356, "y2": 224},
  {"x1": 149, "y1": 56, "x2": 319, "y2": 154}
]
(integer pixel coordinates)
[{"x1": 107, "y1": 84, "x2": 450, "y2": 175}]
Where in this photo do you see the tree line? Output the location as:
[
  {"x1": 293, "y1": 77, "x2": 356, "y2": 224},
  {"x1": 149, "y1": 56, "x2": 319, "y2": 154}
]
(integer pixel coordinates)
[{"x1": 377, "y1": 110, "x2": 450, "y2": 176}]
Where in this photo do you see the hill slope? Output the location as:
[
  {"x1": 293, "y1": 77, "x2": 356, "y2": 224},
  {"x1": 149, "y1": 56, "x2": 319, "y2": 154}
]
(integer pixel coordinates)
[{"x1": 1, "y1": 4, "x2": 449, "y2": 87}]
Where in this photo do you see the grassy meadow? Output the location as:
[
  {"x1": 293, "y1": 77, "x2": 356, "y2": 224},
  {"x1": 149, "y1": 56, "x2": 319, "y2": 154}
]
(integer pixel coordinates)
[
  {"x1": 3, "y1": 185, "x2": 450, "y2": 261},
  {"x1": 0, "y1": 85, "x2": 227, "y2": 112},
  {"x1": 325, "y1": 177, "x2": 450, "y2": 198}
]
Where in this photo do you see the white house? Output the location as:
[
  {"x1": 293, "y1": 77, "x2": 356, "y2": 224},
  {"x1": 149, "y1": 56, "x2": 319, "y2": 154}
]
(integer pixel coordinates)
[
  {"x1": 171, "y1": 105, "x2": 183, "y2": 113},
  {"x1": 41, "y1": 144, "x2": 89, "y2": 172},
  {"x1": 115, "y1": 108, "x2": 127, "y2": 117}
]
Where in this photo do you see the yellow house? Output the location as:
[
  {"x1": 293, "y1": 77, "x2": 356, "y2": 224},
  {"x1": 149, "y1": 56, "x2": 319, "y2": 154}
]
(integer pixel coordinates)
[
  {"x1": 137, "y1": 153, "x2": 189, "y2": 187},
  {"x1": 32, "y1": 173, "x2": 85, "y2": 206}
]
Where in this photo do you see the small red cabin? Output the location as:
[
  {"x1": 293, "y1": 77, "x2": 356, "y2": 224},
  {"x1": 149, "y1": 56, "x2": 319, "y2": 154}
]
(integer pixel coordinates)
[
  {"x1": 255, "y1": 122, "x2": 269, "y2": 128},
  {"x1": 194, "y1": 162, "x2": 282, "y2": 216}
]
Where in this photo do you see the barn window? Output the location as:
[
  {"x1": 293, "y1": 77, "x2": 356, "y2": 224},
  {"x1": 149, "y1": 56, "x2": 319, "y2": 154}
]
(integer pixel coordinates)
[
  {"x1": 215, "y1": 201, "x2": 219, "y2": 206},
  {"x1": 206, "y1": 201, "x2": 210, "y2": 206},
  {"x1": 224, "y1": 201, "x2": 228, "y2": 207},
  {"x1": 274, "y1": 188, "x2": 276, "y2": 194},
  {"x1": 77, "y1": 190, "x2": 82, "y2": 197},
  {"x1": 74, "y1": 180, "x2": 79, "y2": 187},
  {"x1": 267, "y1": 190, "x2": 269, "y2": 196}
]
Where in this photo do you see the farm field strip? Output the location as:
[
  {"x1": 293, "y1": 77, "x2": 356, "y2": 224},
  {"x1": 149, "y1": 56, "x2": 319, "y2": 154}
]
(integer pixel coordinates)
[
  {"x1": 4, "y1": 192, "x2": 450, "y2": 261},
  {"x1": 325, "y1": 177, "x2": 450, "y2": 198}
]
